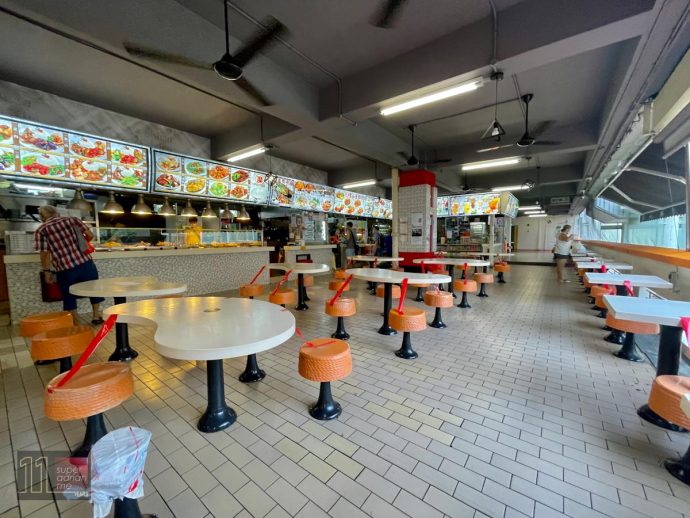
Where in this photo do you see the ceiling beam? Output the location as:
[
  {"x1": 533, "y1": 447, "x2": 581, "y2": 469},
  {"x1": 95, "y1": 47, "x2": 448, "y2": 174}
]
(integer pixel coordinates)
[
  {"x1": 625, "y1": 165, "x2": 687, "y2": 183},
  {"x1": 608, "y1": 185, "x2": 661, "y2": 209}
]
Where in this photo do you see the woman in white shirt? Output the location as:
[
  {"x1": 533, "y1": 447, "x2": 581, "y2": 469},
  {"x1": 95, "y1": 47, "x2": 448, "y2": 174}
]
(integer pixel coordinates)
[{"x1": 553, "y1": 225, "x2": 573, "y2": 282}]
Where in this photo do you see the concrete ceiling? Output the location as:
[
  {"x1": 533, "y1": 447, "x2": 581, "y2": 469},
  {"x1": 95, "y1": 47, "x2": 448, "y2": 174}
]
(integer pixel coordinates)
[{"x1": 0, "y1": 0, "x2": 688, "y2": 213}]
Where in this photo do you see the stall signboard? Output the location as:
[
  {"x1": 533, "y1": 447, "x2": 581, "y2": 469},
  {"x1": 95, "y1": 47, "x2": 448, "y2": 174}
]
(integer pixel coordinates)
[
  {"x1": 500, "y1": 192, "x2": 519, "y2": 218},
  {"x1": 445, "y1": 193, "x2": 502, "y2": 216},
  {"x1": 0, "y1": 115, "x2": 149, "y2": 191},
  {"x1": 332, "y1": 189, "x2": 349, "y2": 214},
  {"x1": 437, "y1": 196, "x2": 449, "y2": 217},
  {"x1": 153, "y1": 150, "x2": 269, "y2": 204},
  {"x1": 383, "y1": 199, "x2": 393, "y2": 219},
  {"x1": 291, "y1": 180, "x2": 336, "y2": 213},
  {"x1": 269, "y1": 175, "x2": 295, "y2": 207}
]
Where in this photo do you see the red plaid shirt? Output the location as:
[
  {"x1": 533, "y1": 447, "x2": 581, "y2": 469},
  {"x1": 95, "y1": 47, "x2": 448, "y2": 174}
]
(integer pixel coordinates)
[{"x1": 35, "y1": 216, "x2": 91, "y2": 272}]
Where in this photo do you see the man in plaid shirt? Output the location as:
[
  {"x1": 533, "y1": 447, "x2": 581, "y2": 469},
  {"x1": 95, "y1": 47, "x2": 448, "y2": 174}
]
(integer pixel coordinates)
[{"x1": 35, "y1": 205, "x2": 104, "y2": 324}]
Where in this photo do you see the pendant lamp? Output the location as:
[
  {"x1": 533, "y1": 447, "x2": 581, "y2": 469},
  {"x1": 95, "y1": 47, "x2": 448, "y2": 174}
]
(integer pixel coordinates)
[
  {"x1": 158, "y1": 196, "x2": 176, "y2": 216},
  {"x1": 100, "y1": 192, "x2": 124, "y2": 214},
  {"x1": 67, "y1": 189, "x2": 92, "y2": 213},
  {"x1": 181, "y1": 200, "x2": 198, "y2": 217},
  {"x1": 201, "y1": 201, "x2": 217, "y2": 218},
  {"x1": 131, "y1": 194, "x2": 152, "y2": 215},
  {"x1": 237, "y1": 205, "x2": 250, "y2": 221},
  {"x1": 481, "y1": 71, "x2": 506, "y2": 141}
]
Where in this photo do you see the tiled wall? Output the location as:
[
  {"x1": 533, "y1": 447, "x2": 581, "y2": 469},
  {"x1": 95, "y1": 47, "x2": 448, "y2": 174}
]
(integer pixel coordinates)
[
  {"x1": 398, "y1": 184, "x2": 435, "y2": 253},
  {"x1": 5, "y1": 251, "x2": 270, "y2": 322}
]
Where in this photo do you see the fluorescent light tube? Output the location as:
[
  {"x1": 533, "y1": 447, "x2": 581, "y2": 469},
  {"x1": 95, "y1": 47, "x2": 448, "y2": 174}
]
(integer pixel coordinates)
[
  {"x1": 462, "y1": 158, "x2": 520, "y2": 171},
  {"x1": 518, "y1": 205, "x2": 541, "y2": 210},
  {"x1": 342, "y1": 179, "x2": 376, "y2": 189},
  {"x1": 227, "y1": 147, "x2": 265, "y2": 162},
  {"x1": 381, "y1": 79, "x2": 483, "y2": 116},
  {"x1": 491, "y1": 185, "x2": 529, "y2": 192},
  {"x1": 528, "y1": 213, "x2": 548, "y2": 218},
  {"x1": 523, "y1": 210, "x2": 544, "y2": 215}
]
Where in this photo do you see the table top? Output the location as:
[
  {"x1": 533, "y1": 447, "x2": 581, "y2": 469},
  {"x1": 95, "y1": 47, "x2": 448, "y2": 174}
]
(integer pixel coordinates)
[
  {"x1": 575, "y1": 262, "x2": 633, "y2": 270},
  {"x1": 269, "y1": 263, "x2": 330, "y2": 274},
  {"x1": 346, "y1": 268, "x2": 450, "y2": 285},
  {"x1": 603, "y1": 295, "x2": 690, "y2": 327},
  {"x1": 412, "y1": 258, "x2": 490, "y2": 267},
  {"x1": 70, "y1": 276, "x2": 188, "y2": 298},
  {"x1": 452, "y1": 252, "x2": 515, "y2": 258},
  {"x1": 104, "y1": 297, "x2": 295, "y2": 361},
  {"x1": 584, "y1": 273, "x2": 672, "y2": 289},
  {"x1": 349, "y1": 256, "x2": 403, "y2": 263},
  {"x1": 682, "y1": 394, "x2": 690, "y2": 421}
]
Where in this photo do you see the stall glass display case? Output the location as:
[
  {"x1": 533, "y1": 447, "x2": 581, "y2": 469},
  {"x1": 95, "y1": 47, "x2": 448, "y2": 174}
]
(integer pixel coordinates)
[{"x1": 97, "y1": 227, "x2": 262, "y2": 248}]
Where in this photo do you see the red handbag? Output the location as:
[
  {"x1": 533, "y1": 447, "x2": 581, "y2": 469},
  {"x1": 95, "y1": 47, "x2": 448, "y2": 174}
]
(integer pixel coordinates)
[{"x1": 40, "y1": 272, "x2": 63, "y2": 302}]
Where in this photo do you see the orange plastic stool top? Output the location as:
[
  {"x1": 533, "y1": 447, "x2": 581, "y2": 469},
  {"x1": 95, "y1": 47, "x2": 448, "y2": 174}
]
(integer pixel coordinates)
[
  {"x1": 648, "y1": 376, "x2": 690, "y2": 430},
  {"x1": 453, "y1": 280, "x2": 478, "y2": 292},
  {"x1": 329, "y1": 279, "x2": 350, "y2": 291},
  {"x1": 240, "y1": 284, "x2": 264, "y2": 298},
  {"x1": 376, "y1": 284, "x2": 401, "y2": 299},
  {"x1": 334, "y1": 270, "x2": 347, "y2": 280},
  {"x1": 31, "y1": 325, "x2": 93, "y2": 362},
  {"x1": 605, "y1": 315, "x2": 660, "y2": 335},
  {"x1": 325, "y1": 298, "x2": 356, "y2": 317},
  {"x1": 298, "y1": 338, "x2": 352, "y2": 382},
  {"x1": 296, "y1": 275, "x2": 314, "y2": 288},
  {"x1": 389, "y1": 308, "x2": 427, "y2": 332},
  {"x1": 269, "y1": 288, "x2": 296, "y2": 306},
  {"x1": 590, "y1": 285, "x2": 616, "y2": 298},
  {"x1": 44, "y1": 362, "x2": 133, "y2": 421},
  {"x1": 423, "y1": 290, "x2": 453, "y2": 308},
  {"x1": 20, "y1": 312, "x2": 73, "y2": 338},
  {"x1": 473, "y1": 273, "x2": 494, "y2": 284},
  {"x1": 493, "y1": 263, "x2": 511, "y2": 273}
]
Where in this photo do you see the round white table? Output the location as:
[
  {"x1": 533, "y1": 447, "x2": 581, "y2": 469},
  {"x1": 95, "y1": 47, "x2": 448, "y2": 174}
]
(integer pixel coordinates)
[
  {"x1": 269, "y1": 263, "x2": 330, "y2": 310},
  {"x1": 346, "y1": 268, "x2": 451, "y2": 335},
  {"x1": 348, "y1": 256, "x2": 404, "y2": 294},
  {"x1": 412, "y1": 258, "x2": 490, "y2": 299},
  {"x1": 71, "y1": 276, "x2": 187, "y2": 361},
  {"x1": 105, "y1": 297, "x2": 295, "y2": 432}
]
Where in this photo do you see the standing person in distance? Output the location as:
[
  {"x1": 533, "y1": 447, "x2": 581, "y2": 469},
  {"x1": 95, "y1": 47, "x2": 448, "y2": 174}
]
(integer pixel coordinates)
[
  {"x1": 372, "y1": 225, "x2": 383, "y2": 256},
  {"x1": 344, "y1": 221, "x2": 358, "y2": 260},
  {"x1": 35, "y1": 205, "x2": 104, "y2": 324},
  {"x1": 553, "y1": 224, "x2": 573, "y2": 283}
]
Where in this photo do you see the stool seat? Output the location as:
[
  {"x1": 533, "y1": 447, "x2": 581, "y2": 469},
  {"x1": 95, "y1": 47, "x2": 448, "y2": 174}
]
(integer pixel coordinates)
[
  {"x1": 334, "y1": 270, "x2": 347, "y2": 279},
  {"x1": 325, "y1": 298, "x2": 356, "y2": 317},
  {"x1": 648, "y1": 376, "x2": 690, "y2": 430},
  {"x1": 298, "y1": 339, "x2": 352, "y2": 382},
  {"x1": 493, "y1": 263, "x2": 511, "y2": 273},
  {"x1": 424, "y1": 290, "x2": 453, "y2": 308},
  {"x1": 590, "y1": 285, "x2": 616, "y2": 298},
  {"x1": 473, "y1": 273, "x2": 494, "y2": 284},
  {"x1": 20, "y1": 311, "x2": 73, "y2": 338},
  {"x1": 329, "y1": 279, "x2": 350, "y2": 291},
  {"x1": 389, "y1": 308, "x2": 426, "y2": 332},
  {"x1": 453, "y1": 280, "x2": 478, "y2": 292},
  {"x1": 31, "y1": 325, "x2": 93, "y2": 362},
  {"x1": 269, "y1": 288, "x2": 296, "y2": 306},
  {"x1": 376, "y1": 284, "x2": 401, "y2": 299},
  {"x1": 296, "y1": 275, "x2": 314, "y2": 288},
  {"x1": 44, "y1": 362, "x2": 133, "y2": 421},
  {"x1": 240, "y1": 284, "x2": 264, "y2": 298},
  {"x1": 605, "y1": 315, "x2": 660, "y2": 335}
]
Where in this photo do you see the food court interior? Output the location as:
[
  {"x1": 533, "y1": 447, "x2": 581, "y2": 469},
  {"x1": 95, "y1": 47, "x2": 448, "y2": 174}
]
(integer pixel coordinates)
[{"x1": 1, "y1": 1, "x2": 690, "y2": 517}]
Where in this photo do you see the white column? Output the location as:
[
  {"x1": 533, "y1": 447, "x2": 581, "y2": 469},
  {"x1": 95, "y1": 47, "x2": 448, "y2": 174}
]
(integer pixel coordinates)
[{"x1": 392, "y1": 167, "x2": 399, "y2": 258}]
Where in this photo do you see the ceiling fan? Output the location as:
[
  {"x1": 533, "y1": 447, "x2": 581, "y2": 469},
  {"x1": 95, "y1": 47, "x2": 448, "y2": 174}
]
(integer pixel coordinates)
[
  {"x1": 398, "y1": 126, "x2": 451, "y2": 167},
  {"x1": 123, "y1": 2, "x2": 286, "y2": 106},
  {"x1": 370, "y1": 0, "x2": 409, "y2": 28},
  {"x1": 477, "y1": 93, "x2": 562, "y2": 153},
  {"x1": 457, "y1": 172, "x2": 485, "y2": 194}
]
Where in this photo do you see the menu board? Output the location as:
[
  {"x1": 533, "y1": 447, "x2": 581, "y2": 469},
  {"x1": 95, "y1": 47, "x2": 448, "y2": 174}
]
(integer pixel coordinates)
[
  {"x1": 437, "y1": 196, "x2": 449, "y2": 217},
  {"x1": 152, "y1": 150, "x2": 269, "y2": 204},
  {"x1": 500, "y1": 192, "x2": 519, "y2": 218},
  {"x1": 269, "y1": 175, "x2": 295, "y2": 207},
  {"x1": 382, "y1": 199, "x2": 393, "y2": 219},
  {"x1": 447, "y1": 193, "x2": 501, "y2": 216},
  {"x1": 0, "y1": 116, "x2": 149, "y2": 191},
  {"x1": 291, "y1": 180, "x2": 336, "y2": 212}
]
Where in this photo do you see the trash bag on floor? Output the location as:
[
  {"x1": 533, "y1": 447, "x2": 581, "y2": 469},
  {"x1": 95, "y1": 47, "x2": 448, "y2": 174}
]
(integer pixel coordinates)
[{"x1": 88, "y1": 426, "x2": 152, "y2": 518}]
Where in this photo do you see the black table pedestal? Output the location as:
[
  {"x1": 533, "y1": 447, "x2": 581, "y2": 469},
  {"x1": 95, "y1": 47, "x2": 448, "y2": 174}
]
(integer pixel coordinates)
[
  {"x1": 198, "y1": 359, "x2": 236, "y2": 433},
  {"x1": 414, "y1": 287, "x2": 424, "y2": 302},
  {"x1": 665, "y1": 444, "x2": 690, "y2": 485},
  {"x1": 613, "y1": 332, "x2": 644, "y2": 362},
  {"x1": 109, "y1": 297, "x2": 138, "y2": 361},
  {"x1": 395, "y1": 332, "x2": 418, "y2": 359},
  {"x1": 72, "y1": 413, "x2": 107, "y2": 458},
  {"x1": 295, "y1": 274, "x2": 309, "y2": 311},
  {"x1": 447, "y1": 265, "x2": 457, "y2": 298},
  {"x1": 59, "y1": 357, "x2": 72, "y2": 373},
  {"x1": 604, "y1": 330, "x2": 625, "y2": 345},
  {"x1": 238, "y1": 354, "x2": 265, "y2": 383},
  {"x1": 378, "y1": 284, "x2": 397, "y2": 335}
]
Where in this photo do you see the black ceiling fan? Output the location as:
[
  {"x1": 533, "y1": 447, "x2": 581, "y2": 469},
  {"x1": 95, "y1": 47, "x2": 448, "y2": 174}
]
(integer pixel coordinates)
[
  {"x1": 398, "y1": 125, "x2": 451, "y2": 167},
  {"x1": 123, "y1": 2, "x2": 286, "y2": 105},
  {"x1": 370, "y1": 0, "x2": 408, "y2": 28}
]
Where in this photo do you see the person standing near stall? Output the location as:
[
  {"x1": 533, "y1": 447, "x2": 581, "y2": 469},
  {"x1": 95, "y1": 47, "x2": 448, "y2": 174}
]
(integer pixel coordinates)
[
  {"x1": 372, "y1": 225, "x2": 383, "y2": 256},
  {"x1": 184, "y1": 216, "x2": 202, "y2": 247},
  {"x1": 344, "y1": 221, "x2": 358, "y2": 259},
  {"x1": 553, "y1": 224, "x2": 573, "y2": 283}
]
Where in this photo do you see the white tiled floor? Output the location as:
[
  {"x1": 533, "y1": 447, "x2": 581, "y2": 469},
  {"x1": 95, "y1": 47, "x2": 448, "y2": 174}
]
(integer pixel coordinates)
[{"x1": 1, "y1": 265, "x2": 690, "y2": 517}]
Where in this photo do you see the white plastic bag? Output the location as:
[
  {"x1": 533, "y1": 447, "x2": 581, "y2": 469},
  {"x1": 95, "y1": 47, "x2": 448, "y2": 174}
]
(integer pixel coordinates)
[{"x1": 88, "y1": 427, "x2": 152, "y2": 518}]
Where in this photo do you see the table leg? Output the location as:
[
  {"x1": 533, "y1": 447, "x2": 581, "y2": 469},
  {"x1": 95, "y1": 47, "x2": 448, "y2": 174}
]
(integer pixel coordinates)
[
  {"x1": 414, "y1": 287, "x2": 424, "y2": 302},
  {"x1": 296, "y1": 274, "x2": 308, "y2": 311},
  {"x1": 665, "y1": 443, "x2": 690, "y2": 485},
  {"x1": 198, "y1": 359, "x2": 236, "y2": 433},
  {"x1": 378, "y1": 284, "x2": 397, "y2": 335},
  {"x1": 497, "y1": 271, "x2": 505, "y2": 283},
  {"x1": 447, "y1": 265, "x2": 456, "y2": 298},
  {"x1": 239, "y1": 353, "x2": 266, "y2": 383},
  {"x1": 370, "y1": 282, "x2": 377, "y2": 295},
  {"x1": 637, "y1": 325, "x2": 687, "y2": 432},
  {"x1": 613, "y1": 332, "x2": 644, "y2": 362},
  {"x1": 303, "y1": 285, "x2": 310, "y2": 301},
  {"x1": 109, "y1": 296, "x2": 138, "y2": 361}
]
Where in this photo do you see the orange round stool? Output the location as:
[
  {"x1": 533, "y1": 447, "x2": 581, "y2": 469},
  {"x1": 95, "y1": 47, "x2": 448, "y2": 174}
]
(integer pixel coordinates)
[
  {"x1": 298, "y1": 338, "x2": 352, "y2": 420},
  {"x1": 473, "y1": 273, "x2": 494, "y2": 298},
  {"x1": 329, "y1": 279, "x2": 350, "y2": 292},
  {"x1": 494, "y1": 263, "x2": 510, "y2": 283},
  {"x1": 453, "y1": 279, "x2": 478, "y2": 308},
  {"x1": 240, "y1": 283, "x2": 264, "y2": 299},
  {"x1": 325, "y1": 298, "x2": 356, "y2": 340},
  {"x1": 646, "y1": 376, "x2": 690, "y2": 483},
  {"x1": 45, "y1": 362, "x2": 133, "y2": 458},
  {"x1": 31, "y1": 325, "x2": 94, "y2": 373},
  {"x1": 389, "y1": 308, "x2": 426, "y2": 359},
  {"x1": 604, "y1": 314, "x2": 659, "y2": 362},
  {"x1": 424, "y1": 290, "x2": 453, "y2": 329},
  {"x1": 269, "y1": 288, "x2": 296, "y2": 308},
  {"x1": 334, "y1": 270, "x2": 347, "y2": 280},
  {"x1": 376, "y1": 284, "x2": 401, "y2": 299},
  {"x1": 20, "y1": 311, "x2": 73, "y2": 338}
]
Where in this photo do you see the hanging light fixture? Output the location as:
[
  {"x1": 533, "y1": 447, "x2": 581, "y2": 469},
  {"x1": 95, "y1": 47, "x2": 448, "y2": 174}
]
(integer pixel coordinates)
[
  {"x1": 67, "y1": 189, "x2": 92, "y2": 213},
  {"x1": 201, "y1": 201, "x2": 217, "y2": 218},
  {"x1": 131, "y1": 193, "x2": 152, "y2": 215},
  {"x1": 237, "y1": 205, "x2": 250, "y2": 221},
  {"x1": 481, "y1": 71, "x2": 506, "y2": 141},
  {"x1": 180, "y1": 200, "x2": 198, "y2": 217},
  {"x1": 100, "y1": 192, "x2": 124, "y2": 214},
  {"x1": 221, "y1": 204, "x2": 233, "y2": 222},
  {"x1": 158, "y1": 196, "x2": 176, "y2": 216}
]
